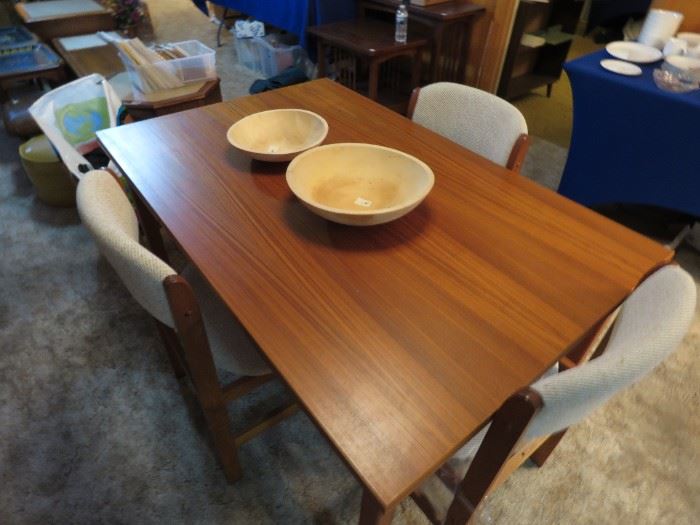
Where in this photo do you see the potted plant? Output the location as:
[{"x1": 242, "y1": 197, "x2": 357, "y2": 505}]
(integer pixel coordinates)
[{"x1": 106, "y1": 0, "x2": 144, "y2": 37}]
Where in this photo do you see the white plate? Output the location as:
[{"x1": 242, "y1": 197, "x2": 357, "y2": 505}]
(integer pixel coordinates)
[
  {"x1": 606, "y1": 41, "x2": 663, "y2": 63},
  {"x1": 600, "y1": 59, "x2": 642, "y2": 76}
]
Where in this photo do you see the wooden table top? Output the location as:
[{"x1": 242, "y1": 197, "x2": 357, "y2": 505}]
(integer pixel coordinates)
[
  {"x1": 52, "y1": 37, "x2": 124, "y2": 79},
  {"x1": 16, "y1": 0, "x2": 107, "y2": 22},
  {"x1": 97, "y1": 79, "x2": 672, "y2": 509},
  {"x1": 362, "y1": 0, "x2": 484, "y2": 21},
  {"x1": 307, "y1": 19, "x2": 428, "y2": 56}
]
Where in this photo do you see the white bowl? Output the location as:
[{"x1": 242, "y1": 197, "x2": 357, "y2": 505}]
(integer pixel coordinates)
[
  {"x1": 606, "y1": 41, "x2": 663, "y2": 63},
  {"x1": 286, "y1": 143, "x2": 434, "y2": 226},
  {"x1": 663, "y1": 55, "x2": 700, "y2": 81},
  {"x1": 227, "y1": 109, "x2": 328, "y2": 162},
  {"x1": 677, "y1": 32, "x2": 700, "y2": 48}
]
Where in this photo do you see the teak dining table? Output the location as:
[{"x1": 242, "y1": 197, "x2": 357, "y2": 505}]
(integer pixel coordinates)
[{"x1": 97, "y1": 79, "x2": 672, "y2": 523}]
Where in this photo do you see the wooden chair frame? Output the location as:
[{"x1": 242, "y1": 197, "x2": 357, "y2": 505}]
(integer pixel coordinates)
[
  {"x1": 132, "y1": 189, "x2": 298, "y2": 483},
  {"x1": 411, "y1": 308, "x2": 620, "y2": 524},
  {"x1": 406, "y1": 87, "x2": 531, "y2": 173}
]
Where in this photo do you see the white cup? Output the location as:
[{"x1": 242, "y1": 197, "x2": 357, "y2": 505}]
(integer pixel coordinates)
[
  {"x1": 638, "y1": 9, "x2": 684, "y2": 49},
  {"x1": 677, "y1": 32, "x2": 700, "y2": 58},
  {"x1": 663, "y1": 37, "x2": 688, "y2": 57}
]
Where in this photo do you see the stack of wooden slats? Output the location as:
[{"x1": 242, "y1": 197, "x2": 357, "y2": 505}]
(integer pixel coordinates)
[{"x1": 115, "y1": 38, "x2": 189, "y2": 92}]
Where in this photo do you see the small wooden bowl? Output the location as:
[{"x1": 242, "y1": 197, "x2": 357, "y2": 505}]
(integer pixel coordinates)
[
  {"x1": 226, "y1": 109, "x2": 328, "y2": 162},
  {"x1": 286, "y1": 143, "x2": 434, "y2": 226}
]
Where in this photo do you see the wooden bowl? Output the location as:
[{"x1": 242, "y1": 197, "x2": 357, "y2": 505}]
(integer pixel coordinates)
[
  {"x1": 286, "y1": 143, "x2": 434, "y2": 226},
  {"x1": 226, "y1": 109, "x2": 328, "y2": 162}
]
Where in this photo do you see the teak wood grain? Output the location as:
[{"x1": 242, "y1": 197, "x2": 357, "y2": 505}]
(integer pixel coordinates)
[{"x1": 97, "y1": 79, "x2": 672, "y2": 512}]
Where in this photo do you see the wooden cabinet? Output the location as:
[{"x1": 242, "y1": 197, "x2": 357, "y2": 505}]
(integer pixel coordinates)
[{"x1": 498, "y1": 0, "x2": 583, "y2": 99}]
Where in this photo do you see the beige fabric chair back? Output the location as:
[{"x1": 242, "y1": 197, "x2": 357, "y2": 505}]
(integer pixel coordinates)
[
  {"x1": 527, "y1": 264, "x2": 696, "y2": 440},
  {"x1": 411, "y1": 82, "x2": 527, "y2": 167},
  {"x1": 76, "y1": 170, "x2": 176, "y2": 327}
]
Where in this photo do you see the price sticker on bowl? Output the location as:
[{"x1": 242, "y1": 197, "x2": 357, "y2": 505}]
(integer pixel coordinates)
[{"x1": 354, "y1": 197, "x2": 372, "y2": 208}]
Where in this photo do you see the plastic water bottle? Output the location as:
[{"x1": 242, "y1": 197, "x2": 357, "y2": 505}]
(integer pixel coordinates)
[{"x1": 395, "y1": 2, "x2": 408, "y2": 44}]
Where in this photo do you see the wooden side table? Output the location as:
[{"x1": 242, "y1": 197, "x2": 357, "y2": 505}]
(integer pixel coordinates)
[
  {"x1": 15, "y1": 0, "x2": 115, "y2": 42},
  {"x1": 307, "y1": 19, "x2": 427, "y2": 110},
  {"x1": 52, "y1": 35, "x2": 223, "y2": 122},
  {"x1": 121, "y1": 79, "x2": 223, "y2": 121},
  {"x1": 359, "y1": 0, "x2": 484, "y2": 84},
  {"x1": 0, "y1": 44, "x2": 66, "y2": 102}
]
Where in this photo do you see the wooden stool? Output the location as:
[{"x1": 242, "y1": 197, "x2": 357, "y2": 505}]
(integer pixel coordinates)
[{"x1": 308, "y1": 19, "x2": 428, "y2": 111}]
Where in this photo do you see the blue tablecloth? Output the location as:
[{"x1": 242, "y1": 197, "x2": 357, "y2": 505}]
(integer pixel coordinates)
[
  {"x1": 559, "y1": 50, "x2": 700, "y2": 218},
  {"x1": 193, "y1": 0, "x2": 355, "y2": 49}
]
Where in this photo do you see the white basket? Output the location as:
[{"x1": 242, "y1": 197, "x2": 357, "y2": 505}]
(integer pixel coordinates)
[
  {"x1": 234, "y1": 36, "x2": 302, "y2": 78},
  {"x1": 122, "y1": 40, "x2": 216, "y2": 94}
]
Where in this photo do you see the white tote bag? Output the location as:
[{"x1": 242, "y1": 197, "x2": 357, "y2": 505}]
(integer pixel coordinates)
[{"x1": 29, "y1": 74, "x2": 122, "y2": 179}]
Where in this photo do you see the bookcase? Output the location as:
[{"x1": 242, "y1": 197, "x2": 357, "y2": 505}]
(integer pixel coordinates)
[{"x1": 497, "y1": 0, "x2": 583, "y2": 100}]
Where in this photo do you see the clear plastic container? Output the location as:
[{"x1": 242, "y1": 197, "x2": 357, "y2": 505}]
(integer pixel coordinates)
[
  {"x1": 121, "y1": 40, "x2": 216, "y2": 94},
  {"x1": 234, "y1": 35, "x2": 303, "y2": 78},
  {"x1": 0, "y1": 26, "x2": 38, "y2": 54},
  {"x1": 0, "y1": 43, "x2": 61, "y2": 76}
]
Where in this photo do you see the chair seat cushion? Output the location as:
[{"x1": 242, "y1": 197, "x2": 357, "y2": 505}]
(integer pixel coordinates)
[{"x1": 182, "y1": 265, "x2": 271, "y2": 377}]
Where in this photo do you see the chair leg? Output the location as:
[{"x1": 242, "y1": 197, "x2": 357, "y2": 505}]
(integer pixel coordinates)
[
  {"x1": 444, "y1": 388, "x2": 543, "y2": 525},
  {"x1": 164, "y1": 275, "x2": 243, "y2": 483},
  {"x1": 155, "y1": 320, "x2": 187, "y2": 379},
  {"x1": 202, "y1": 401, "x2": 242, "y2": 483},
  {"x1": 530, "y1": 430, "x2": 566, "y2": 467}
]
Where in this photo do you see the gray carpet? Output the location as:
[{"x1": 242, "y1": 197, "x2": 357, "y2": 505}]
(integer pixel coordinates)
[{"x1": 1, "y1": 1, "x2": 699, "y2": 523}]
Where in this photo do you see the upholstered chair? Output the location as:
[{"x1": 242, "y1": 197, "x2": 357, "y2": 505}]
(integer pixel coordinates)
[
  {"x1": 76, "y1": 169, "x2": 295, "y2": 483},
  {"x1": 407, "y1": 82, "x2": 530, "y2": 172},
  {"x1": 413, "y1": 264, "x2": 696, "y2": 524}
]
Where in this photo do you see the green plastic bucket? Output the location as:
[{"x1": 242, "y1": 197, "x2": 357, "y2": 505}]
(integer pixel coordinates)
[{"x1": 18, "y1": 134, "x2": 76, "y2": 207}]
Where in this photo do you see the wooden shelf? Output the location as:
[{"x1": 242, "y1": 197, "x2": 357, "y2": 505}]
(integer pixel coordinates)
[
  {"x1": 498, "y1": 0, "x2": 583, "y2": 100},
  {"x1": 505, "y1": 73, "x2": 561, "y2": 99}
]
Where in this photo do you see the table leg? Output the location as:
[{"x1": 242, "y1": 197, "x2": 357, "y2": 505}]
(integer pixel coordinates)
[
  {"x1": 431, "y1": 25, "x2": 445, "y2": 82},
  {"x1": 217, "y1": 8, "x2": 229, "y2": 47},
  {"x1": 368, "y1": 58, "x2": 380, "y2": 101},
  {"x1": 410, "y1": 49, "x2": 422, "y2": 91},
  {"x1": 132, "y1": 187, "x2": 171, "y2": 265},
  {"x1": 455, "y1": 21, "x2": 473, "y2": 84},
  {"x1": 359, "y1": 488, "x2": 395, "y2": 525},
  {"x1": 317, "y1": 40, "x2": 327, "y2": 78}
]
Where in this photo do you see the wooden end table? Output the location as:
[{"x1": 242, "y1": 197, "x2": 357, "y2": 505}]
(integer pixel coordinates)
[
  {"x1": 308, "y1": 19, "x2": 428, "y2": 110},
  {"x1": 15, "y1": 0, "x2": 115, "y2": 42},
  {"x1": 359, "y1": 0, "x2": 484, "y2": 84},
  {"x1": 121, "y1": 79, "x2": 223, "y2": 121},
  {"x1": 0, "y1": 44, "x2": 65, "y2": 102}
]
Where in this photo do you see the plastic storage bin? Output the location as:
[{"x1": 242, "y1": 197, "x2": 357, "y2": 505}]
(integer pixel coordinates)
[
  {"x1": 0, "y1": 43, "x2": 61, "y2": 77},
  {"x1": 0, "y1": 26, "x2": 38, "y2": 54},
  {"x1": 121, "y1": 40, "x2": 216, "y2": 94},
  {"x1": 234, "y1": 36, "x2": 303, "y2": 78}
]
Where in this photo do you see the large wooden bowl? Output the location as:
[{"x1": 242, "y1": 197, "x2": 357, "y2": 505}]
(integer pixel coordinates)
[
  {"x1": 226, "y1": 109, "x2": 328, "y2": 162},
  {"x1": 286, "y1": 143, "x2": 434, "y2": 226}
]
